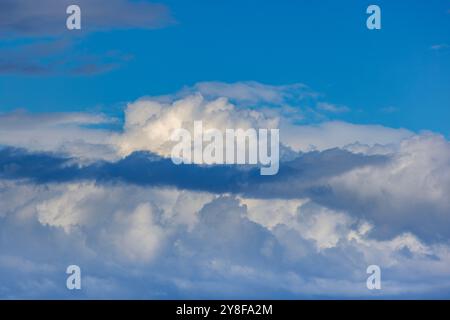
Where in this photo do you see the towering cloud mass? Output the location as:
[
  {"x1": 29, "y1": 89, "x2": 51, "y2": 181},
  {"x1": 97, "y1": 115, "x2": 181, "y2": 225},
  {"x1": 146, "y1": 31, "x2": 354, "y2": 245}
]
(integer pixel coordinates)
[{"x1": 1, "y1": 82, "x2": 449, "y2": 298}]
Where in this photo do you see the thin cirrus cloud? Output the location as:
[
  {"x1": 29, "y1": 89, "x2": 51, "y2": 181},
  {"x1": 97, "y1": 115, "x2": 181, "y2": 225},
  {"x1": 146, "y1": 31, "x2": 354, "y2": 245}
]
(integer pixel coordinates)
[
  {"x1": 317, "y1": 102, "x2": 350, "y2": 113},
  {"x1": 430, "y1": 43, "x2": 449, "y2": 51}
]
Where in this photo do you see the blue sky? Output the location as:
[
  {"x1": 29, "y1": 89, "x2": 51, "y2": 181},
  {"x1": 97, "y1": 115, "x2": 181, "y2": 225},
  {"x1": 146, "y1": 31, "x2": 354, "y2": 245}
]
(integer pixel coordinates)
[
  {"x1": 1, "y1": 0, "x2": 449, "y2": 134},
  {"x1": 1, "y1": 0, "x2": 450, "y2": 299}
]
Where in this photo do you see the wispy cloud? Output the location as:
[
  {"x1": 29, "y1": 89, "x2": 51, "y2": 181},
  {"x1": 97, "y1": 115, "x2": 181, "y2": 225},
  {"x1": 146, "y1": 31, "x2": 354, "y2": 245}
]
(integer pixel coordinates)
[
  {"x1": 380, "y1": 106, "x2": 398, "y2": 114},
  {"x1": 0, "y1": 39, "x2": 134, "y2": 76},
  {"x1": 190, "y1": 81, "x2": 314, "y2": 105},
  {"x1": 317, "y1": 102, "x2": 350, "y2": 113},
  {"x1": 430, "y1": 43, "x2": 449, "y2": 51},
  {"x1": 0, "y1": 0, "x2": 172, "y2": 76},
  {"x1": 0, "y1": 0, "x2": 173, "y2": 38}
]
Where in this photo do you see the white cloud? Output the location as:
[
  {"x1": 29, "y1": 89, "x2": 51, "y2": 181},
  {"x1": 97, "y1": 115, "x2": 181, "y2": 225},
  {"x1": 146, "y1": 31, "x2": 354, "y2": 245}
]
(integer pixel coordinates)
[
  {"x1": 326, "y1": 133, "x2": 450, "y2": 239},
  {"x1": 0, "y1": 110, "x2": 117, "y2": 161},
  {"x1": 317, "y1": 102, "x2": 350, "y2": 113},
  {"x1": 1, "y1": 81, "x2": 450, "y2": 298},
  {"x1": 113, "y1": 93, "x2": 279, "y2": 157},
  {"x1": 114, "y1": 85, "x2": 413, "y2": 157},
  {"x1": 281, "y1": 120, "x2": 413, "y2": 152},
  {"x1": 2, "y1": 178, "x2": 450, "y2": 298},
  {"x1": 242, "y1": 197, "x2": 353, "y2": 250},
  {"x1": 100, "y1": 203, "x2": 165, "y2": 263},
  {"x1": 191, "y1": 81, "x2": 311, "y2": 105},
  {"x1": 0, "y1": 83, "x2": 415, "y2": 162}
]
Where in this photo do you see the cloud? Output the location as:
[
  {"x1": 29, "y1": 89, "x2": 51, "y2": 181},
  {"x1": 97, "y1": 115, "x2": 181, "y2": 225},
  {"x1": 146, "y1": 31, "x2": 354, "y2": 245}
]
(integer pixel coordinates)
[
  {"x1": 430, "y1": 43, "x2": 449, "y2": 51},
  {"x1": 1, "y1": 180, "x2": 450, "y2": 298},
  {"x1": 281, "y1": 121, "x2": 412, "y2": 152},
  {"x1": 380, "y1": 106, "x2": 398, "y2": 114},
  {"x1": 0, "y1": 0, "x2": 172, "y2": 38},
  {"x1": 0, "y1": 40, "x2": 133, "y2": 76},
  {"x1": 114, "y1": 93, "x2": 280, "y2": 158},
  {"x1": 190, "y1": 81, "x2": 313, "y2": 105},
  {"x1": 0, "y1": 83, "x2": 412, "y2": 158},
  {"x1": 0, "y1": 1, "x2": 171, "y2": 75},
  {"x1": 321, "y1": 133, "x2": 450, "y2": 241},
  {"x1": 114, "y1": 87, "x2": 412, "y2": 157},
  {"x1": 2, "y1": 132, "x2": 450, "y2": 243},
  {"x1": 0, "y1": 145, "x2": 384, "y2": 196},
  {"x1": 1, "y1": 81, "x2": 450, "y2": 298},
  {"x1": 317, "y1": 102, "x2": 350, "y2": 113},
  {"x1": 0, "y1": 110, "x2": 117, "y2": 161}
]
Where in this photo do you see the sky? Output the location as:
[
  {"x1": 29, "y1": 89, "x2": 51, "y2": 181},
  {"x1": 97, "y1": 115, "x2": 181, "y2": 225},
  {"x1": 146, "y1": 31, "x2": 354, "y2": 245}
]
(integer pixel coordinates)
[
  {"x1": 1, "y1": 0, "x2": 450, "y2": 133},
  {"x1": 0, "y1": 0, "x2": 450, "y2": 299}
]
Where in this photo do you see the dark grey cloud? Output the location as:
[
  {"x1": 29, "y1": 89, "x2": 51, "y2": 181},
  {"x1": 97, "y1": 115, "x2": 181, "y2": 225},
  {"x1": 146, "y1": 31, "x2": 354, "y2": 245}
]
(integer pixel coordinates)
[
  {"x1": 0, "y1": 146, "x2": 385, "y2": 196},
  {"x1": 0, "y1": 0, "x2": 171, "y2": 75},
  {"x1": 0, "y1": 0, "x2": 173, "y2": 37},
  {"x1": 1, "y1": 146, "x2": 450, "y2": 298},
  {"x1": 3, "y1": 145, "x2": 450, "y2": 243},
  {"x1": 0, "y1": 40, "x2": 133, "y2": 75}
]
